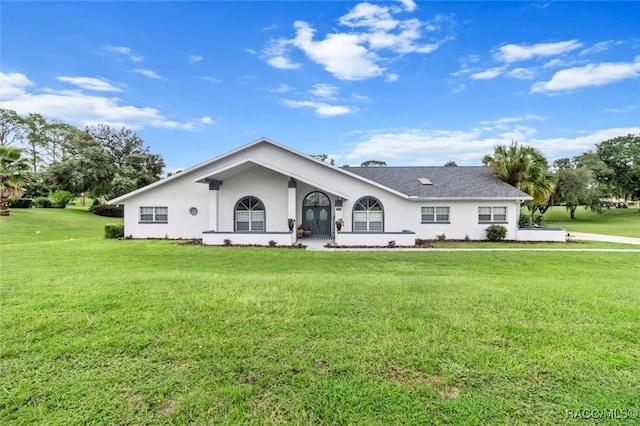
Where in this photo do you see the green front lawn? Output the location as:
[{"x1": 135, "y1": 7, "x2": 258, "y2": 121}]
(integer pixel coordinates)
[
  {"x1": 1, "y1": 209, "x2": 639, "y2": 424},
  {"x1": 543, "y1": 205, "x2": 640, "y2": 237},
  {"x1": 0, "y1": 207, "x2": 121, "y2": 245}
]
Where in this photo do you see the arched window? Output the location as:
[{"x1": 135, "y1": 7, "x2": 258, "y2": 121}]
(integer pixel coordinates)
[
  {"x1": 235, "y1": 197, "x2": 265, "y2": 231},
  {"x1": 353, "y1": 197, "x2": 383, "y2": 231}
]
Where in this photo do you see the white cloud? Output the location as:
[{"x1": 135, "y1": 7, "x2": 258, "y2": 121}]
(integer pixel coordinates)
[
  {"x1": 264, "y1": 39, "x2": 302, "y2": 70},
  {"x1": 134, "y1": 69, "x2": 162, "y2": 79},
  {"x1": 280, "y1": 99, "x2": 355, "y2": 117},
  {"x1": 531, "y1": 56, "x2": 640, "y2": 93},
  {"x1": 188, "y1": 55, "x2": 203, "y2": 63},
  {"x1": 580, "y1": 40, "x2": 622, "y2": 55},
  {"x1": 366, "y1": 18, "x2": 441, "y2": 54},
  {"x1": 263, "y1": 2, "x2": 449, "y2": 81},
  {"x1": 507, "y1": 68, "x2": 537, "y2": 80},
  {"x1": 0, "y1": 72, "x2": 212, "y2": 131},
  {"x1": 267, "y1": 84, "x2": 293, "y2": 93},
  {"x1": 346, "y1": 128, "x2": 490, "y2": 164},
  {"x1": 103, "y1": 45, "x2": 143, "y2": 62},
  {"x1": 245, "y1": 48, "x2": 257, "y2": 55},
  {"x1": 201, "y1": 76, "x2": 222, "y2": 84},
  {"x1": 543, "y1": 58, "x2": 572, "y2": 69},
  {"x1": 339, "y1": 3, "x2": 399, "y2": 31},
  {"x1": 345, "y1": 124, "x2": 640, "y2": 166},
  {"x1": 470, "y1": 66, "x2": 506, "y2": 80},
  {"x1": 479, "y1": 115, "x2": 547, "y2": 126},
  {"x1": 292, "y1": 21, "x2": 385, "y2": 80},
  {"x1": 0, "y1": 72, "x2": 35, "y2": 99},
  {"x1": 351, "y1": 93, "x2": 372, "y2": 103},
  {"x1": 496, "y1": 40, "x2": 583, "y2": 63},
  {"x1": 398, "y1": 0, "x2": 417, "y2": 12},
  {"x1": 267, "y1": 55, "x2": 302, "y2": 70},
  {"x1": 57, "y1": 76, "x2": 121, "y2": 92},
  {"x1": 309, "y1": 83, "x2": 339, "y2": 99},
  {"x1": 603, "y1": 104, "x2": 639, "y2": 114},
  {"x1": 385, "y1": 73, "x2": 399, "y2": 82}
]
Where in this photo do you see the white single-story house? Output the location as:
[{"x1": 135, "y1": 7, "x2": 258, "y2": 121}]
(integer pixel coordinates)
[{"x1": 109, "y1": 137, "x2": 566, "y2": 245}]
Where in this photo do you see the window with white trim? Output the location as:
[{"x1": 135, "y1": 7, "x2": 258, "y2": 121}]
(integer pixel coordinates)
[
  {"x1": 353, "y1": 197, "x2": 383, "y2": 231},
  {"x1": 478, "y1": 206, "x2": 507, "y2": 223},
  {"x1": 235, "y1": 197, "x2": 265, "y2": 231},
  {"x1": 139, "y1": 206, "x2": 168, "y2": 223},
  {"x1": 422, "y1": 206, "x2": 450, "y2": 223}
]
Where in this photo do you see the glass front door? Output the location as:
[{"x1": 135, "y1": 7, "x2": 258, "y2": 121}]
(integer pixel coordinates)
[{"x1": 302, "y1": 192, "x2": 331, "y2": 236}]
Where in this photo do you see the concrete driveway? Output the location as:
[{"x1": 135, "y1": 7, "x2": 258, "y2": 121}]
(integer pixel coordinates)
[{"x1": 567, "y1": 232, "x2": 640, "y2": 245}]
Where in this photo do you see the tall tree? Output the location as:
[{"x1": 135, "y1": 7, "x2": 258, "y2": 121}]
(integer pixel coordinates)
[
  {"x1": 552, "y1": 158, "x2": 602, "y2": 219},
  {"x1": 572, "y1": 152, "x2": 614, "y2": 198},
  {"x1": 45, "y1": 129, "x2": 112, "y2": 198},
  {"x1": 596, "y1": 134, "x2": 640, "y2": 200},
  {"x1": 0, "y1": 109, "x2": 27, "y2": 147},
  {"x1": 360, "y1": 160, "x2": 387, "y2": 167},
  {"x1": 311, "y1": 154, "x2": 335, "y2": 165},
  {"x1": 23, "y1": 113, "x2": 50, "y2": 173},
  {"x1": 444, "y1": 160, "x2": 458, "y2": 167},
  {"x1": 86, "y1": 125, "x2": 164, "y2": 200},
  {"x1": 483, "y1": 141, "x2": 555, "y2": 224},
  {"x1": 43, "y1": 121, "x2": 79, "y2": 165},
  {"x1": 0, "y1": 146, "x2": 30, "y2": 216}
]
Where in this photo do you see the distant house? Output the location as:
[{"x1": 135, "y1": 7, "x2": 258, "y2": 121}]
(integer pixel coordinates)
[{"x1": 110, "y1": 137, "x2": 564, "y2": 245}]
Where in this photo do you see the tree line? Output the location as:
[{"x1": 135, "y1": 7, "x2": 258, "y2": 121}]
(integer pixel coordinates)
[
  {"x1": 1, "y1": 107, "x2": 638, "y2": 220},
  {"x1": 0, "y1": 108, "x2": 165, "y2": 209},
  {"x1": 483, "y1": 134, "x2": 640, "y2": 222}
]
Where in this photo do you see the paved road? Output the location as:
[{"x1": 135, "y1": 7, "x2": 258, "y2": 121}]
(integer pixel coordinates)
[{"x1": 567, "y1": 232, "x2": 640, "y2": 246}]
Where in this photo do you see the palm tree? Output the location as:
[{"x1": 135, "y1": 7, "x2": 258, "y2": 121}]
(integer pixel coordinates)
[
  {"x1": 0, "y1": 146, "x2": 30, "y2": 216},
  {"x1": 483, "y1": 142, "x2": 555, "y2": 225}
]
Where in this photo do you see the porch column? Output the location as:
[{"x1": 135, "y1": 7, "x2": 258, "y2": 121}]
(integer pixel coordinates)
[
  {"x1": 288, "y1": 178, "x2": 297, "y2": 227},
  {"x1": 207, "y1": 179, "x2": 221, "y2": 231}
]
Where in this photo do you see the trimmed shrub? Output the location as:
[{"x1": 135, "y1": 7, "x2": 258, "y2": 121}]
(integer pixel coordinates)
[
  {"x1": 104, "y1": 224, "x2": 125, "y2": 239},
  {"x1": 33, "y1": 197, "x2": 53, "y2": 208},
  {"x1": 486, "y1": 224, "x2": 508, "y2": 242},
  {"x1": 9, "y1": 197, "x2": 33, "y2": 208},
  {"x1": 50, "y1": 190, "x2": 74, "y2": 208},
  {"x1": 90, "y1": 204, "x2": 124, "y2": 218}
]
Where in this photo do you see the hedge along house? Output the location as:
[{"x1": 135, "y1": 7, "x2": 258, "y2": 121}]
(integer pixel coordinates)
[{"x1": 109, "y1": 137, "x2": 557, "y2": 246}]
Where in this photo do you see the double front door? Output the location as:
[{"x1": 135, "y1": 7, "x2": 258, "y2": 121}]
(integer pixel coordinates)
[{"x1": 302, "y1": 192, "x2": 331, "y2": 236}]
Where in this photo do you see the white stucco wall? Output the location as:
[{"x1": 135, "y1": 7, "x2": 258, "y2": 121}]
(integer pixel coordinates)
[
  {"x1": 408, "y1": 200, "x2": 523, "y2": 241},
  {"x1": 516, "y1": 227, "x2": 567, "y2": 242},
  {"x1": 215, "y1": 167, "x2": 290, "y2": 232},
  {"x1": 120, "y1": 174, "x2": 210, "y2": 239}
]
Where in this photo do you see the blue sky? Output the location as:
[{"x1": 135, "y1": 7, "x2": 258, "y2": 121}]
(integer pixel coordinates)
[{"x1": 1, "y1": 1, "x2": 639, "y2": 173}]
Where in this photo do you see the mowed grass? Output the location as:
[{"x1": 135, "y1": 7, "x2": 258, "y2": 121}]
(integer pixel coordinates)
[
  {"x1": 0, "y1": 206, "x2": 120, "y2": 245},
  {"x1": 1, "y1": 210, "x2": 639, "y2": 425},
  {"x1": 543, "y1": 205, "x2": 640, "y2": 238}
]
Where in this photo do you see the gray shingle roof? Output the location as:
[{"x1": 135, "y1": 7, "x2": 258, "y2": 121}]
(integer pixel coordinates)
[{"x1": 342, "y1": 166, "x2": 532, "y2": 199}]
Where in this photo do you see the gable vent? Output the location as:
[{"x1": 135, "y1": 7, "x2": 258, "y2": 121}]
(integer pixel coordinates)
[{"x1": 418, "y1": 178, "x2": 432, "y2": 185}]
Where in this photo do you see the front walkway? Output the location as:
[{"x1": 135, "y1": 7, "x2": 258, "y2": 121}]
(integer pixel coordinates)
[{"x1": 299, "y1": 236, "x2": 332, "y2": 251}]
